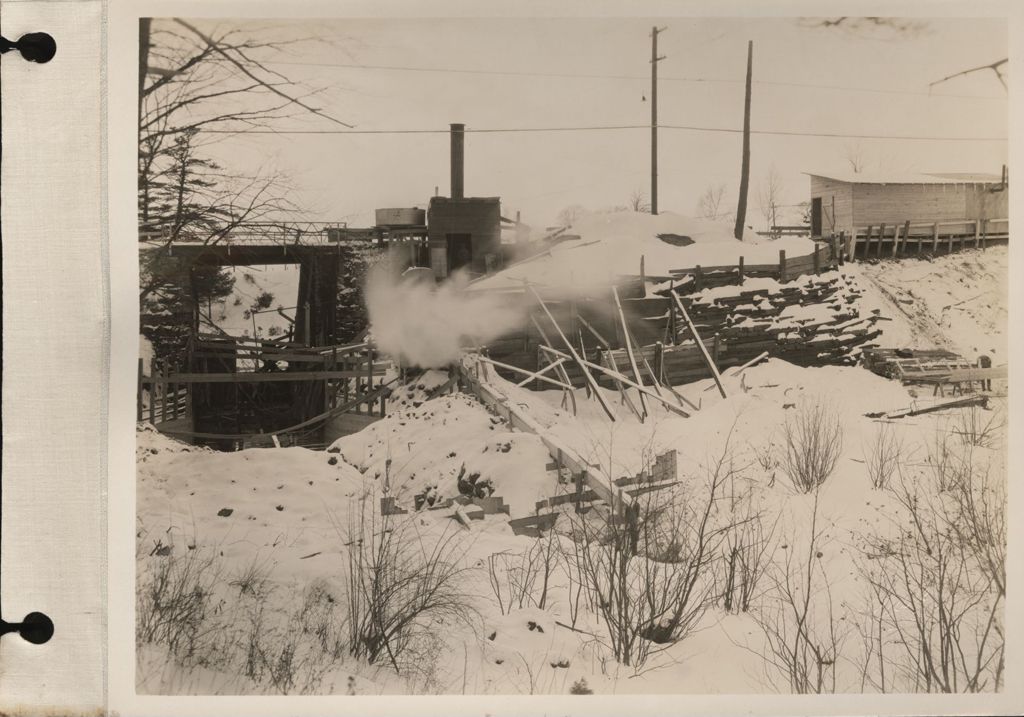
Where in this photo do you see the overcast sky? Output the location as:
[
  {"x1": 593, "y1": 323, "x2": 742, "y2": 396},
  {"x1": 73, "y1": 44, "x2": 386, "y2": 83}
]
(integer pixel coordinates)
[{"x1": 181, "y1": 16, "x2": 1008, "y2": 229}]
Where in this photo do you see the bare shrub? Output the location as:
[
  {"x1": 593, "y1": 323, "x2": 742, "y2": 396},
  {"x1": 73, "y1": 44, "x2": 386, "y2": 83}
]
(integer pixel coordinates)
[
  {"x1": 229, "y1": 556, "x2": 272, "y2": 597},
  {"x1": 568, "y1": 439, "x2": 740, "y2": 670},
  {"x1": 856, "y1": 445, "x2": 1005, "y2": 693},
  {"x1": 780, "y1": 401, "x2": 843, "y2": 492},
  {"x1": 953, "y1": 405, "x2": 1003, "y2": 449},
  {"x1": 242, "y1": 582, "x2": 347, "y2": 694},
  {"x1": 720, "y1": 505, "x2": 778, "y2": 614},
  {"x1": 136, "y1": 547, "x2": 229, "y2": 668},
  {"x1": 753, "y1": 491, "x2": 848, "y2": 693},
  {"x1": 342, "y1": 496, "x2": 476, "y2": 674},
  {"x1": 487, "y1": 530, "x2": 560, "y2": 615},
  {"x1": 862, "y1": 422, "x2": 903, "y2": 490}
]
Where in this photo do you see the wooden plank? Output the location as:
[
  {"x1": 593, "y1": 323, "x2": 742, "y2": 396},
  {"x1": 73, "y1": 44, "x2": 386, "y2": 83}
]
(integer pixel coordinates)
[
  {"x1": 612, "y1": 285, "x2": 648, "y2": 419},
  {"x1": 136, "y1": 358, "x2": 144, "y2": 422},
  {"x1": 527, "y1": 284, "x2": 616, "y2": 421},
  {"x1": 876, "y1": 223, "x2": 886, "y2": 258},
  {"x1": 670, "y1": 292, "x2": 727, "y2": 398},
  {"x1": 141, "y1": 370, "x2": 386, "y2": 384},
  {"x1": 458, "y1": 359, "x2": 632, "y2": 510}
]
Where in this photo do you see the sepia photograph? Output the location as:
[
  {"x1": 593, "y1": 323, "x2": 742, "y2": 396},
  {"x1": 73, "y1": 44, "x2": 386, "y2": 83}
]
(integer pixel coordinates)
[{"x1": 131, "y1": 12, "x2": 1009, "y2": 698}]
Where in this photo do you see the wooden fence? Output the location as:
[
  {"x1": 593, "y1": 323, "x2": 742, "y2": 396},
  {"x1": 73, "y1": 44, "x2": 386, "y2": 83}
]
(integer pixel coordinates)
[
  {"x1": 845, "y1": 218, "x2": 1008, "y2": 260},
  {"x1": 137, "y1": 335, "x2": 390, "y2": 441}
]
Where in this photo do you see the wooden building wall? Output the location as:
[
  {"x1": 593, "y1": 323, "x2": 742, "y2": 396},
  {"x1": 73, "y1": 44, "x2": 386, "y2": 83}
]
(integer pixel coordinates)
[
  {"x1": 427, "y1": 196, "x2": 501, "y2": 279},
  {"x1": 809, "y1": 175, "x2": 854, "y2": 237},
  {"x1": 810, "y1": 175, "x2": 1008, "y2": 237}
]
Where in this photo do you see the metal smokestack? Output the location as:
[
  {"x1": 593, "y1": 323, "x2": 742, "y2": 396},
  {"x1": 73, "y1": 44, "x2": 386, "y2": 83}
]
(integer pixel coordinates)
[{"x1": 450, "y1": 123, "x2": 465, "y2": 199}]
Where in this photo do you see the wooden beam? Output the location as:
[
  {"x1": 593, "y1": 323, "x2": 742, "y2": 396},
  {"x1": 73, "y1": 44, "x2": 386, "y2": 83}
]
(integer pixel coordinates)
[
  {"x1": 477, "y1": 355, "x2": 574, "y2": 391},
  {"x1": 540, "y1": 345, "x2": 690, "y2": 418},
  {"x1": 527, "y1": 284, "x2": 616, "y2": 421},
  {"x1": 670, "y1": 292, "x2": 727, "y2": 398},
  {"x1": 612, "y1": 285, "x2": 648, "y2": 419},
  {"x1": 529, "y1": 313, "x2": 577, "y2": 416},
  {"x1": 458, "y1": 358, "x2": 632, "y2": 510},
  {"x1": 141, "y1": 370, "x2": 381, "y2": 384}
]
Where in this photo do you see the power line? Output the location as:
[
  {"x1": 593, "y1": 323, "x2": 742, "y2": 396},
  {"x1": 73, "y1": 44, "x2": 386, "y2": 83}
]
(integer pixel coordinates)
[
  {"x1": 266, "y1": 59, "x2": 1006, "y2": 101},
  {"x1": 204, "y1": 123, "x2": 1007, "y2": 142}
]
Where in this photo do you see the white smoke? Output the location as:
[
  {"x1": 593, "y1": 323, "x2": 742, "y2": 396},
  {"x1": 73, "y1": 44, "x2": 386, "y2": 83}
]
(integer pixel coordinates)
[{"x1": 365, "y1": 265, "x2": 526, "y2": 368}]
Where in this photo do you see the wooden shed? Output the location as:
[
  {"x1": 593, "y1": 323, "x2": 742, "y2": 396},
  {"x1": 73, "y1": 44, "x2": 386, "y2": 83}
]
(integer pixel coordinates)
[{"x1": 806, "y1": 171, "x2": 1008, "y2": 238}]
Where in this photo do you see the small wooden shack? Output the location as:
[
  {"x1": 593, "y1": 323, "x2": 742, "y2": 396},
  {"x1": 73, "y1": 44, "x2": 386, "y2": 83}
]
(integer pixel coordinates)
[{"x1": 806, "y1": 171, "x2": 1008, "y2": 238}]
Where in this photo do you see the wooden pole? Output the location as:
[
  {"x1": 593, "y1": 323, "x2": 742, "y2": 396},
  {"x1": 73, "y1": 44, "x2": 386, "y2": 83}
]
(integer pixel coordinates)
[
  {"x1": 932, "y1": 222, "x2": 939, "y2": 253},
  {"x1": 651, "y1": 26, "x2": 666, "y2": 215},
  {"x1": 612, "y1": 285, "x2": 649, "y2": 419},
  {"x1": 901, "y1": 220, "x2": 910, "y2": 256},
  {"x1": 670, "y1": 292, "x2": 727, "y2": 398},
  {"x1": 974, "y1": 219, "x2": 981, "y2": 248},
  {"x1": 137, "y1": 358, "x2": 144, "y2": 422},
  {"x1": 529, "y1": 314, "x2": 577, "y2": 416},
  {"x1": 738, "y1": 256, "x2": 745, "y2": 281},
  {"x1": 877, "y1": 223, "x2": 886, "y2": 258},
  {"x1": 734, "y1": 40, "x2": 753, "y2": 240},
  {"x1": 779, "y1": 249, "x2": 787, "y2": 283}
]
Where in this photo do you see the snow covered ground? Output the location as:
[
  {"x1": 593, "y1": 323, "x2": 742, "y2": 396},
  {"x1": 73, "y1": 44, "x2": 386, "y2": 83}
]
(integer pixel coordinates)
[
  {"x1": 847, "y1": 246, "x2": 1008, "y2": 362},
  {"x1": 205, "y1": 264, "x2": 301, "y2": 340},
  {"x1": 475, "y1": 210, "x2": 815, "y2": 292},
  {"x1": 135, "y1": 243, "x2": 1007, "y2": 696},
  {"x1": 137, "y1": 358, "x2": 1006, "y2": 695}
]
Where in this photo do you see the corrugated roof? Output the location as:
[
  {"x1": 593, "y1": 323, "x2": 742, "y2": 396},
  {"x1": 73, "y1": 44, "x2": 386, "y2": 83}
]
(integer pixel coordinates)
[{"x1": 805, "y1": 170, "x2": 1002, "y2": 185}]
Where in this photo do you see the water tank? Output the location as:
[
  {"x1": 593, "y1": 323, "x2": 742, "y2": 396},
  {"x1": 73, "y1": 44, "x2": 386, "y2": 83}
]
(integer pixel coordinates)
[{"x1": 375, "y1": 207, "x2": 425, "y2": 227}]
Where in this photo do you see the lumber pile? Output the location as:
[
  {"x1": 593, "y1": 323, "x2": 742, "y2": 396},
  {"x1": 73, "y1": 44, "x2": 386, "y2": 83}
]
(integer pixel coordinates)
[{"x1": 861, "y1": 348, "x2": 974, "y2": 380}]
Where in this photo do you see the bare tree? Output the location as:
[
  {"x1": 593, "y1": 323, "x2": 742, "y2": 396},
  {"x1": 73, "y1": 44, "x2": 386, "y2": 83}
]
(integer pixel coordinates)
[
  {"x1": 139, "y1": 19, "x2": 348, "y2": 305},
  {"x1": 757, "y1": 166, "x2": 785, "y2": 233},
  {"x1": 753, "y1": 490, "x2": 848, "y2": 694},
  {"x1": 697, "y1": 184, "x2": 729, "y2": 221},
  {"x1": 628, "y1": 189, "x2": 652, "y2": 214},
  {"x1": 557, "y1": 204, "x2": 586, "y2": 227},
  {"x1": 931, "y1": 58, "x2": 1007, "y2": 91},
  {"x1": 780, "y1": 401, "x2": 843, "y2": 493},
  {"x1": 857, "y1": 451, "x2": 1005, "y2": 693},
  {"x1": 843, "y1": 141, "x2": 867, "y2": 174},
  {"x1": 566, "y1": 438, "x2": 743, "y2": 671}
]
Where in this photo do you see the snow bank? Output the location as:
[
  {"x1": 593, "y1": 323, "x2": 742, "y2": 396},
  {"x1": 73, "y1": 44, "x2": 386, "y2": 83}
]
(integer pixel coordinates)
[{"x1": 475, "y1": 210, "x2": 814, "y2": 291}]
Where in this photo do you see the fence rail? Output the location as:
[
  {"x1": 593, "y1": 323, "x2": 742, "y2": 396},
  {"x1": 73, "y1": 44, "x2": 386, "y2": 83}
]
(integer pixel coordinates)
[{"x1": 847, "y1": 218, "x2": 1007, "y2": 260}]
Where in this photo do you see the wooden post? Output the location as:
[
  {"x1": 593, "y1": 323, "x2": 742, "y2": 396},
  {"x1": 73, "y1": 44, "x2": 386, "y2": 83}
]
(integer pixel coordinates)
[
  {"x1": 837, "y1": 233, "x2": 845, "y2": 265},
  {"x1": 366, "y1": 346, "x2": 374, "y2": 412},
  {"x1": 694, "y1": 265, "x2": 703, "y2": 292},
  {"x1": 170, "y1": 363, "x2": 178, "y2": 419},
  {"x1": 890, "y1": 223, "x2": 900, "y2": 257},
  {"x1": 974, "y1": 219, "x2": 981, "y2": 249},
  {"x1": 813, "y1": 243, "x2": 821, "y2": 273},
  {"x1": 159, "y1": 363, "x2": 167, "y2": 423},
  {"x1": 738, "y1": 256, "x2": 745, "y2": 281},
  {"x1": 901, "y1": 220, "x2": 910, "y2": 256},
  {"x1": 779, "y1": 249, "x2": 787, "y2": 283},
  {"x1": 137, "y1": 358, "x2": 144, "y2": 422},
  {"x1": 639, "y1": 255, "x2": 646, "y2": 296},
  {"x1": 670, "y1": 292, "x2": 727, "y2": 398},
  {"x1": 981, "y1": 218, "x2": 988, "y2": 249},
  {"x1": 877, "y1": 223, "x2": 886, "y2": 257},
  {"x1": 528, "y1": 285, "x2": 616, "y2": 421},
  {"x1": 947, "y1": 226, "x2": 954, "y2": 254},
  {"x1": 862, "y1": 226, "x2": 872, "y2": 259},
  {"x1": 612, "y1": 285, "x2": 648, "y2": 419},
  {"x1": 712, "y1": 333, "x2": 721, "y2": 368},
  {"x1": 668, "y1": 281, "x2": 677, "y2": 342},
  {"x1": 654, "y1": 341, "x2": 664, "y2": 384},
  {"x1": 148, "y1": 359, "x2": 156, "y2": 424},
  {"x1": 931, "y1": 222, "x2": 939, "y2": 253}
]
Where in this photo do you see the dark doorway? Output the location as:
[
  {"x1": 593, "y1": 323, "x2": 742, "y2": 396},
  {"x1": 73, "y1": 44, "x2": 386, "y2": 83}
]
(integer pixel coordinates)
[
  {"x1": 447, "y1": 233, "x2": 473, "y2": 273},
  {"x1": 810, "y1": 197, "x2": 823, "y2": 237}
]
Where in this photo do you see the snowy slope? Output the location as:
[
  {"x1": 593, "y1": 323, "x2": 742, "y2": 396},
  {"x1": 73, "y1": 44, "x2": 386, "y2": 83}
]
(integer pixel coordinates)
[{"x1": 474, "y1": 210, "x2": 815, "y2": 291}]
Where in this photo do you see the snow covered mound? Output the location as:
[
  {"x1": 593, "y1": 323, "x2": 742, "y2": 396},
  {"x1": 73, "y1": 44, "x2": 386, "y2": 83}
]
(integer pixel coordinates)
[
  {"x1": 330, "y1": 386, "x2": 553, "y2": 518},
  {"x1": 849, "y1": 246, "x2": 1008, "y2": 362},
  {"x1": 475, "y1": 210, "x2": 815, "y2": 291},
  {"x1": 137, "y1": 435, "x2": 367, "y2": 587}
]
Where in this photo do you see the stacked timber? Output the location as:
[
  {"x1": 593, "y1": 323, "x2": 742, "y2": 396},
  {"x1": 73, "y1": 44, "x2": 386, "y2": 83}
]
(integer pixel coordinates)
[
  {"x1": 484, "y1": 270, "x2": 885, "y2": 389},
  {"x1": 861, "y1": 348, "x2": 974, "y2": 380}
]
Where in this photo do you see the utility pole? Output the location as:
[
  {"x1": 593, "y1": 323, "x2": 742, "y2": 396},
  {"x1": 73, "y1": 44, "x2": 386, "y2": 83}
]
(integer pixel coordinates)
[
  {"x1": 734, "y1": 40, "x2": 753, "y2": 240},
  {"x1": 650, "y1": 26, "x2": 667, "y2": 215}
]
